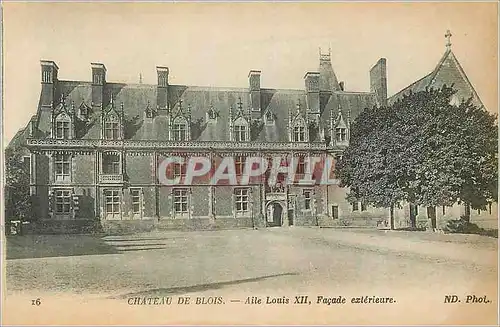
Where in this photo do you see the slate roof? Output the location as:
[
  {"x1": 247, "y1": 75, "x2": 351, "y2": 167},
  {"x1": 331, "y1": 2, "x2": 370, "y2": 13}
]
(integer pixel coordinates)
[
  {"x1": 388, "y1": 48, "x2": 485, "y2": 108},
  {"x1": 28, "y1": 56, "x2": 378, "y2": 143}
]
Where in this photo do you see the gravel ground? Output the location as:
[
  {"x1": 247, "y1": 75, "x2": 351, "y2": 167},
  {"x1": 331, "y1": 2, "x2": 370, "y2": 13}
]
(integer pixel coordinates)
[{"x1": 4, "y1": 227, "x2": 498, "y2": 325}]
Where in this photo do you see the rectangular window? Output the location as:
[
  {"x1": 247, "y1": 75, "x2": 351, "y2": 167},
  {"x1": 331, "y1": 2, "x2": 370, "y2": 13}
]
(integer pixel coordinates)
[
  {"x1": 336, "y1": 128, "x2": 347, "y2": 142},
  {"x1": 352, "y1": 202, "x2": 359, "y2": 211},
  {"x1": 173, "y1": 123, "x2": 188, "y2": 141},
  {"x1": 54, "y1": 154, "x2": 71, "y2": 181},
  {"x1": 415, "y1": 205, "x2": 419, "y2": 215},
  {"x1": 102, "y1": 154, "x2": 121, "y2": 174},
  {"x1": 332, "y1": 205, "x2": 339, "y2": 219},
  {"x1": 235, "y1": 156, "x2": 245, "y2": 176},
  {"x1": 442, "y1": 206, "x2": 446, "y2": 215},
  {"x1": 234, "y1": 188, "x2": 249, "y2": 213},
  {"x1": 477, "y1": 209, "x2": 481, "y2": 215},
  {"x1": 361, "y1": 202, "x2": 367, "y2": 211},
  {"x1": 293, "y1": 126, "x2": 306, "y2": 142},
  {"x1": 234, "y1": 125, "x2": 247, "y2": 142},
  {"x1": 104, "y1": 121, "x2": 120, "y2": 140},
  {"x1": 173, "y1": 188, "x2": 189, "y2": 213},
  {"x1": 104, "y1": 189, "x2": 121, "y2": 216},
  {"x1": 489, "y1": 203, "x2": 492, "y2": 215},
  {"x1": 296, "y1": 157, "x2": 306, "y2": 175},
  {"x1": 56, "y1": 121, "x2": 70, "y2": 139},
  {"x1": 173, "y1": 162, "x2": 187, "y2": 178},
  {"x1": 303, "y1": 190, "x2": 312, "y2": 210},
  {"x1": 131, "y1": 189, "x2": 142, "y2": 214},
  {"x1": 54, "y1": 189, "x2": 71, "y2": 214}
]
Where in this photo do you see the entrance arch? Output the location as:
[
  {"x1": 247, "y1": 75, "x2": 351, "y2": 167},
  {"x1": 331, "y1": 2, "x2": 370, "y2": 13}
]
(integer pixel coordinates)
[{"x1": 266, "y1": 201, "x2": 284, "y2": 227}]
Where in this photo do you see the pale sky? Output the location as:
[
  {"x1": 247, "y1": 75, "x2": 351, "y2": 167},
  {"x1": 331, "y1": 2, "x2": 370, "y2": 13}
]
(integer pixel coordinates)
[{"x1": 3, "y1": 2, "x2": 498, "y2": 146}]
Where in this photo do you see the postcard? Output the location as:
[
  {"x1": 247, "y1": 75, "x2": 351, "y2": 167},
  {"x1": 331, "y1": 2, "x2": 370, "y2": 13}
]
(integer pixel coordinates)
[{"x1": 2, "y1": 2, "x2": 498, "y2": 325}]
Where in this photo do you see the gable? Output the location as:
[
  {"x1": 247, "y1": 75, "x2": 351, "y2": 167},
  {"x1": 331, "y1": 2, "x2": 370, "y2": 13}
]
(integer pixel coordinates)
[{"x1": 389, "y1": 49, "x2": 485, "y2": 108}]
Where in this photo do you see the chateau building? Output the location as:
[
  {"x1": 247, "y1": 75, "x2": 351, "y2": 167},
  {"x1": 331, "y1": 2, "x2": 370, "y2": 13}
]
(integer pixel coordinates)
[
  {"x1": 8, "y1": 32, "x2": 497, "y2": 233},
  {"x1": 12, "y1": 48, "x2": 384, "y2": 233}
]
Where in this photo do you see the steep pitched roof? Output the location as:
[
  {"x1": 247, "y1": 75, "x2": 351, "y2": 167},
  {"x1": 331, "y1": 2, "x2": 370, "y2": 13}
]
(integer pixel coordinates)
[
  {"x1": 318, "y1": 49, "x2": 342, "y2": 92},
  {"x1": 32, "y1": 80, "x2": 378, "y2": 143},
  {"x1": 389, "y1": 49, "x2": 485, "y2": 108}
]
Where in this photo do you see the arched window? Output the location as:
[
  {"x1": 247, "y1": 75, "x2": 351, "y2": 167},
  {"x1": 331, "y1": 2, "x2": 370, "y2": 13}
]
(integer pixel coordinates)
[
  {"x1": 55, "y1": 113, "x2": 71, "y2": 139},
  {"x1": 172, "y1": 116, "x2": 189, "y2": 141},
  {"x1": 233, "y1": 117, "x2": 249, "y2": 142}
]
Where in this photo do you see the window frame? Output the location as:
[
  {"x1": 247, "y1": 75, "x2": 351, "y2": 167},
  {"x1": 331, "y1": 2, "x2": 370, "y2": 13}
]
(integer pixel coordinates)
[
  {"x1": 173, "y1": 188, "x2": 189, "y2": 214},
  {"x1": 336, "y1": 127, "x2": 347, "y2": 142},
  {"x1": 130, "y1": 188, "x2": 142, "y2": 215},
  {"x1": 104, "y1": 189, "x2": 121, "y2": 218},
  {"x1": 293, "y1": 125, "x2": 306, "y2": 142},
  {"x1": 172, "y1": 122, "x2": 188, "y2": 141},
  {"x1": 303, "y1": 189, "x2": 312, "y2": 210},
  {"x1": 54, "y1": 189, "x2": 72, "y2": 214},
  {"x1": 104, "y1": 120, "x2": 120, "y2": 140},
  {"x1": 102, "y1": 153, "x2": 121, "y2": 175},
  {"x1": 234, "y1": 124, "x2": 248, "y2": 142},
  {"x1": 235, "y1": 156, "x2": 246, "y2": 176},
  {"x1": 55, "y1": 120, "x2": 71, "y2": 139},
  {"x1": 234, "y1": 188, "x2": 250, "y2": 213},
  {"x1": 54, "y1": 154, "x2": 71, "y2": 182}
]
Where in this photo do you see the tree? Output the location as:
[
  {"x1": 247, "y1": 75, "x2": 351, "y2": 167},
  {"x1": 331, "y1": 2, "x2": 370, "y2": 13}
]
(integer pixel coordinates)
[
  {"x1": 336, "y1": 85, "x2": 498, "y2": 228},
  {"x1": 5, "y1": 146, "x2": 32, "y2": 223}
]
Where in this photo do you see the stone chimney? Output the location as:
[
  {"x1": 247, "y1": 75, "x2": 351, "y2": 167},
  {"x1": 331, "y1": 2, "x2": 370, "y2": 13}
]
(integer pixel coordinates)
[
  {"x1": 156, "y1": 66, "x2": 169, "y2": 115},
  {"x1": 370, "y1": 58, "x2": 388, "y2": 107},
  {"x1": 91, "y1": 63, "x2": 106, "y2": 109},
  {"x1": 40, "y1": 60, "x2": 59, "y2": 108},
  {"x1": 249, "y1": 70, "x2": 261, "y2": 120},
  {"x1": 304, "y1": 72, "x2": 320, "y2": 117}
]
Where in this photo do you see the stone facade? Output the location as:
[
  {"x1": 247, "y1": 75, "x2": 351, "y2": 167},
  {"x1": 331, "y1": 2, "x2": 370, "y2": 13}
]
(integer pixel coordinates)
[{"x1": 9, "y1": 37, "x2": 498, "y2": 234}]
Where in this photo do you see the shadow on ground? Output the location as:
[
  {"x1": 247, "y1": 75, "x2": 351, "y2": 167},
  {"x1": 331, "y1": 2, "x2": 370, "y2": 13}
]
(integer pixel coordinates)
[
  {"x1": 112, "y1": 272, "x2": 300, "y2": 299},
  {"x1": 6, "y1": 235, "x2": 121, "y2": 259},
  {"x1": 6, "y1": 234, "x2": 201, "y2": 259}
]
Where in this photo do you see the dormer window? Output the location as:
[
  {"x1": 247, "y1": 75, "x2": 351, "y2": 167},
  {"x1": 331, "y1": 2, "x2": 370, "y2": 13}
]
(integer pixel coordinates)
[
  {"x1": 233, "y1": 116, "x2": 249, "y2": 142},
  {"x1": 172, "y1": 117, "x2": 189, "y2": 141},
  {"x1": 336, "y1": 127, "x2": 347, "y2": 142},
  {"x1": 293, "y1": 125, "x2": 306, "y2": 142},
  {"x1": 56, "y1": 121, "x2": 70, "y2": 139},
  {"x1": 104, "y1": 119, "x2": 120, "y2": 140},
  {"x1": 103, "y1": 97, "x2": 123, "y2": 140},
  {"x1": 234, "y1": 125, "x2": 248, "y2": 142}
]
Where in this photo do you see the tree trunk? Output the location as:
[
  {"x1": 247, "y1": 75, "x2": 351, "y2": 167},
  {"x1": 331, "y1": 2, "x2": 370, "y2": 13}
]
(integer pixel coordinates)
[
  {"x1": 409, "y1": 203, "x2": 417, "y2": 229},
  {"x1": 427, "y1": 206, "x2": 437, "y2": 230},
  {"x1": 390, "y1": 205, "x2": 395, "y2": 230},
  {"x1": 463, "y1": 203, "x2": 471, "y2": 222}
]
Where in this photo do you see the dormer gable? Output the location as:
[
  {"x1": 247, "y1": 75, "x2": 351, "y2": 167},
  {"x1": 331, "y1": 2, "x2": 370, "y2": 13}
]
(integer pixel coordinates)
[
  {"x1": 102, "y1": 96, "x2": 123, "y2": 140},
  {"x1": 52, "y1": 94, "x2": 74, "y2": 139}
]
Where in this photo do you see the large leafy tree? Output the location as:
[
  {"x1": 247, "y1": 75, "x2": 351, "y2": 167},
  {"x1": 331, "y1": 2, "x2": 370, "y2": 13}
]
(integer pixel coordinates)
[
  {"x1": 336, "y1": 85, "x2": 497, "y2": 228},
  {"x1": 5, "y1": 146, "x2": 32, "y2": 223}
]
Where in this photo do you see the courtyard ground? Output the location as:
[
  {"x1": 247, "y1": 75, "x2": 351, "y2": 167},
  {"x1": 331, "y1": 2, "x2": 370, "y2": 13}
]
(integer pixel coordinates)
[{"x1": 3, "y1": 227, "x2": 498, "y2": 325}]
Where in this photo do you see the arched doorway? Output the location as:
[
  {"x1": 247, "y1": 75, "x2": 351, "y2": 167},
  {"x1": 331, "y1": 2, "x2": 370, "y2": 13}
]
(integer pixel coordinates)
[{"x1": 266, "y1": 202, "x2": 283, "y2": 227}]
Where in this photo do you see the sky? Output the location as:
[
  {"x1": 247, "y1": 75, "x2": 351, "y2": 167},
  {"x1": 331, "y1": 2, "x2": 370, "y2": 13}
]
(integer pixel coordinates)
[{"x1": 2, "y1": 2, "x2": 498, "y2": 146}]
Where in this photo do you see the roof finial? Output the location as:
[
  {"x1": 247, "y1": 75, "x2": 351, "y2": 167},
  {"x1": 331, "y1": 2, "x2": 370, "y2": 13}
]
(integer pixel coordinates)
[
  {"x1": 445, "y1": 29, "x2": 452, "y2": 49},
  {"x1": 139, "y1": 73, "x2": 143, "y2": 84}
]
